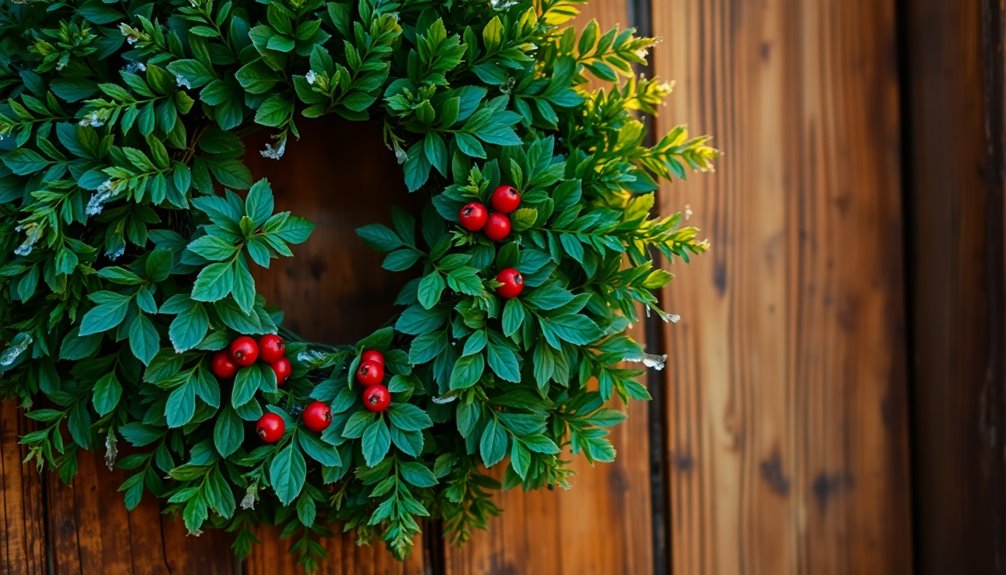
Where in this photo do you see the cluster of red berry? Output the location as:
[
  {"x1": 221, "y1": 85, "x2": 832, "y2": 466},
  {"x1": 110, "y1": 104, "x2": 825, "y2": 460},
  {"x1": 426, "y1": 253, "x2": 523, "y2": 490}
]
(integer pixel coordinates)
[
  {"x1": 459, "y1": 185, "x2": 521, "y2": 241},
  {"x1": 459, "y1": 185, "x2": 526, "y2": 300},
  {"x1": 211, "y1": 334, "x2": 291, "y2": 384},
  {"x1": 356, "y1": 349, "x2": 391, "y2": 412},
  {"x1": 239, "y1": 345, "x2": 392, "y2": 444},
  {"x1": 208, "y1": 335, "x2": 298, "y2": 443}
]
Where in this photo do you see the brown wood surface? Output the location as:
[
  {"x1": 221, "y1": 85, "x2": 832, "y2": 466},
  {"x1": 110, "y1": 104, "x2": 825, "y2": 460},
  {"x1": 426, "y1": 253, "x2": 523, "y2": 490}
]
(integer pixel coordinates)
[
  {"x1": 654, "y1": 1, "x2": 913, "y2": 574},
  {"x1": 907, "y1": 0, "x2": 1006, "y2": 573},
  {"x1": 0, "y1": 401, "x2": 46, "y2": 575}
]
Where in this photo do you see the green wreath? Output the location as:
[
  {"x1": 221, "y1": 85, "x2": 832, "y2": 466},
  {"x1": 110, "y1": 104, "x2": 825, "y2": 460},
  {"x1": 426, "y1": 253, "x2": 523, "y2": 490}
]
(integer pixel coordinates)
[{"x1": 0, "y1": 0, "x2": 715, "y2": 567}]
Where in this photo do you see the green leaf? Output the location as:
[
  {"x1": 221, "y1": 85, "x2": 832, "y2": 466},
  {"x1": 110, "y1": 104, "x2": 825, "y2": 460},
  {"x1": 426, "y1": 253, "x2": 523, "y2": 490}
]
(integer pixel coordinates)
[
  {"x1": 542, "y1": 314, "x2": 602, "y2": 346},
  {"x1": 245, "y1": 179, "x2": 275, "y2": 226},
  {"x1": 361, "y1": 418, "x2": 391, "y2": 467},
  {"x1": 479, "y1": 418, "x2": 508, "y2": 467},
  {"x1": 395, "y1": 304, "x2": 447, "y2": 335},
  {"x1": 357, "y1": 224, "x2": 402, "y2": 252},
  {"x1": 254, "y1": 95, "x2": 293, "y2": 128},
  {"x1": 145, "y1": 248, "x2": 174, "y2": 282},
  {"x1": 388, "y1": 404, "x2": 433, "y2": 432},
  {"x1": 449, "y1": 353, "x2": 485, "y2": 390},
  {"x1": 399, "y1": 461, "x2": 437, "y2": 488},
  {"x1": 231, "y1": 365, "x2": 263, "y2": 407},
  {"x1": 482, "y1": 16, "x2": 504, "y2": 51},
  {"x1": 188, "y1": 235, "x2": 238, "y2": 262},
  {"x1": 191, "y1": 262, "x2": 234, "y2": 302},
  {"x1": 383, "y1": 248, "x2": 422, "y2": 272},
  {"x1": 298, "y1": 432, "x2": 342, "y2": 467},
  {"x1": 92, "y1": 372, "x2": 122, "y2": 416},
  {"x1": 269, "y1": 444, "x2": 307, "y2": 505},
  {"x1": 296, "y1": 494, "x2": 316, "y2": 526},
  {"x1": 417, "y1": 272, "x2": 445, "y2": 310},
  {"x1": 445, "y1": 267, "x2": 483, "y2": 296},
  {"x1": 275, "y1": 216, "x2": 314, "y2": 244},
  {"x1": 487, "y1": 342, "x2": 520, "y2": 383},
  {"x1": 342, "y1": 410, "x2": 373, "y2": 439},
  {"x1": 79, "y1": 296, "x2": 131, "y2": 336},
  {"x1": 169, "y1": 303, "x2": 209, "y2": 352},
  {"x1": 128, "y1": 314, "x2": 160, "y2": 365},
  {"x1": 510, "y1": 441, "x2": 530, "y2": 479},
  {"x1": 166, "y1": 59, "x2": 215, "y2": 89},
  {"x1": 60, "y1": 329, "x2": 102, "y2": 360},
  {"x1": 390, "y1": 427, "x2": 423, "y2": 457},
  {"x1": 119, "y1": 423, "x2": 162, "y2": 447},
  {"x1": 165, "y1": 382, "x2": 196, "y2": 428},
  {"x1": 501, "y1": 298, "x2": 525, "y2": 337},
  {"x1": 213, "y1": 406, "x2": 243, "y2": 457},
  {"x1": 409, "y1": 331, "x2": 447, "y2": 365}
]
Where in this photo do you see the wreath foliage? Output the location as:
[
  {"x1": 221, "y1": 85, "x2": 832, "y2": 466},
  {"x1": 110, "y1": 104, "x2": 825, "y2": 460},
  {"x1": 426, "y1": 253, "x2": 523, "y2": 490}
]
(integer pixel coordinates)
[{"x1": 0, "y1": 0, "x2": 715, "y2": 567}]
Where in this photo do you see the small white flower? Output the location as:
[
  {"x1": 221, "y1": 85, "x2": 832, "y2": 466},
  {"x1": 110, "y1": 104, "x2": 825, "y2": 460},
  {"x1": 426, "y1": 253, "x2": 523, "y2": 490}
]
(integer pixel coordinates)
[
  {"x1": 394, "y1": 145, "x2": 408, "y2": 164},
  {"x1": 123, "y1": 62, "x2": 147, "y2": 73},
  {"x1": 13, "y1": 224, "x2": 41, "y2": 257},
  {"x1": 86, "y1": 181, "x2": 117, "y2": 217},
  {"x1": 78, "y1": 111, "x2": 105, "y2": 128},
  {"x1": 240, "y1": 484, "x2": 259, "y2": 510},
  {"x1": 105, "y1": 244, "x2": 125, "y2": 262},
  {"x1": 684, "y1": 204, "x2": 693, "y2": 220},
  {"x1": 260, "y1": 136, "x2": 287, "y2": 160},
  {"x1": 624, "y1": 352, "x2": 668, "y2": 371},
  {"x1": 104, "y1": 431, "x2": 118, "y2": 471},
  {"x1": 0, "y1": 333, "x2": 33, "y2": 367},
  {"x1": 305, "y1": 70, "x2": 317, "y2": 85},
  {"x1": 175, "y1": 74, "x2": 191, "y2": 89}
]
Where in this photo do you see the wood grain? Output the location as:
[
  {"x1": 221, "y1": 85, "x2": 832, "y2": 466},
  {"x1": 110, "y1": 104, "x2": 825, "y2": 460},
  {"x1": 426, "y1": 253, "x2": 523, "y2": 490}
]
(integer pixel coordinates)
[
  {"x1": 0, "y1": 401, "x2": 47, "y2": 575},
  {"x1": 907, "y1": 0, "x2": 1006, "y2": 572},
  {"x1": 653, "y1": 1, "x2": 912, "y2": 573},
  {"x1": 443, "y1": 2, "x2": 656, "y2": 574},
  {"x1": 43, "y1": 447, "x2": 239, "y2": 575},
  {"x1": 243, "y1": 116, "x2": 430, "y2": 574}
]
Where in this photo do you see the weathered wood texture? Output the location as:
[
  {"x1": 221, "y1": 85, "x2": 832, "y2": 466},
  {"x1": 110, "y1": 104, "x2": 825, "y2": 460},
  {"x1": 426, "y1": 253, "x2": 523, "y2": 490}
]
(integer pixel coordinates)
[
  {"x1": 654, "y1": 1, "x2": 913, "y2": 574},
  {"x1": 444, "y1": 2, "x2": 656, "y2": 574},
  {"x1": 0, "y1": 400, "x2": 240, "y2": 575},
  {"x1": 907, "y1": 0, "x2": 1006, "y2": 573},
  {"x1": 0, "y1": 401, "x2": 46, "y2": 575}
]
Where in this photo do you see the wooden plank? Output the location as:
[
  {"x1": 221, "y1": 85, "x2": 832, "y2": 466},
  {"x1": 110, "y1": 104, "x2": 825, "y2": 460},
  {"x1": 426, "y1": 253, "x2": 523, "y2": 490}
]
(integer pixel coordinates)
[
  {"x1": 906, "y1": 1, "x2": 1006, "y2": 572},
  {"x1": 0, "y1": 400, "x2": 47, "y2": 575},
  {"x1": 243, "y1": 115, "x2": 429, "y2": 574},
  {"x1": 653, "y1": 1, "x2": 912, "y2": 573},
  {"x1": 43, "y1": 447, "x2": 239, "y2": 575},
  {"x1": 444, "y1": 1, "x2": 656, "y2": 574}
]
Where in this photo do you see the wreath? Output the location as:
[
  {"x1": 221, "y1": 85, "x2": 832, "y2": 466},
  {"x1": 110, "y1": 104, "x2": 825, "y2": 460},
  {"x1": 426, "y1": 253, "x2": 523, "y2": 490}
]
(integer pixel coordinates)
[{"x1": 0, "y1": 0, "x2": 715, "y2": 568}]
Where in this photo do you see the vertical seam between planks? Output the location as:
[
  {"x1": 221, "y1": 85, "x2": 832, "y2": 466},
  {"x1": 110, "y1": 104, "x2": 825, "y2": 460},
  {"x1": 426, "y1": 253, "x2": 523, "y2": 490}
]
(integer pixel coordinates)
[
  {"x1": 895, "y1": 0, "x2": 923, "y2": 570},
  {"x1": 980, "y1": 0, "x2": 1006, "y2": 570},
  {"x1": 626, "y1": 0, "x2": 673, "y2": 571}
]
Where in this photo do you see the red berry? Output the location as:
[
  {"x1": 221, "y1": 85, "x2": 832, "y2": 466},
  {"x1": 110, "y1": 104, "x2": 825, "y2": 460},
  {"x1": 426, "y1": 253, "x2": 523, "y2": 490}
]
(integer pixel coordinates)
[
  {"x1": 491, "y1": 185, "x2": 521, "y2": 214},
  {"x1": 258, "y1": 334, "x2": 286, "y2": 364},
  {"x1": 362, "y1": 384, "x2": 391, "y2": 413},
  {"x1": 495, "y1": 268, "x2": 524, "y2": 299},
  {"x1": 459, "y1": 202, "x2": 489, "y2": 232},
  {"x1": 229, "y1": 336, "x2": 259, "y2": 366},
  {"x1": 484, "y1": 213, "x2": 511, "y2": 242},
  {"x1": 361, "y1": 349, "x2": 385, "y2": 366},
  {"x1": 210, "y1": 350, "x2": 238, "y2": 379},
  {"x1": 356, "y1": 360, "x2": 384, "y2": 387},
  {"x1": 256, "y1": 413, "x2": 285, "y2": 443},
  {"x1": 302, "y1": 401, "x2": 332, "y2": 432},
  {"x1": 270, "y1": 356, "x2": 292, "y2": 385}
]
